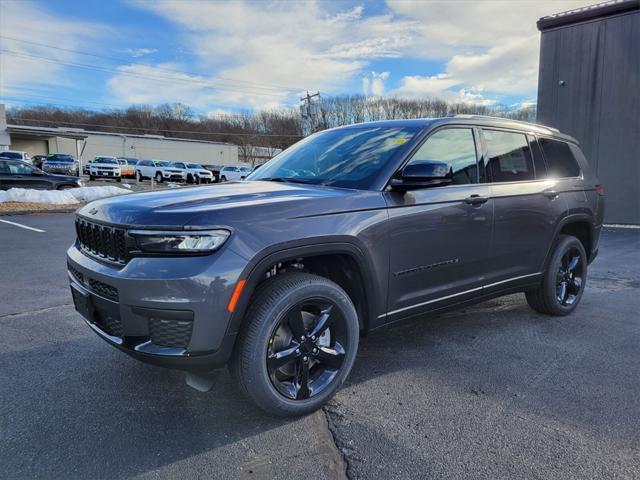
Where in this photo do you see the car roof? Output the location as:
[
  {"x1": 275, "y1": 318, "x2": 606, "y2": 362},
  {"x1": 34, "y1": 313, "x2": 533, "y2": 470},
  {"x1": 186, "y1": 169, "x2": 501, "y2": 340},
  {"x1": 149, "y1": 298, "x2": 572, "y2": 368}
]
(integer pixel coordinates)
[{"x1": 328, "y1": 115, "x2": 578, "y2": 144}]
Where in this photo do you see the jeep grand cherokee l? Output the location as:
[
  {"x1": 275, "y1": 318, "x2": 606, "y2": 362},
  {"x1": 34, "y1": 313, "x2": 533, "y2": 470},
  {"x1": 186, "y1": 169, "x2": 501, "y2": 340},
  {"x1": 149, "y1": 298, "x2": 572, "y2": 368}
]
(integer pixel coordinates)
[{"x1": 67, "y1": 116, "x2": 604, "y2": 416}]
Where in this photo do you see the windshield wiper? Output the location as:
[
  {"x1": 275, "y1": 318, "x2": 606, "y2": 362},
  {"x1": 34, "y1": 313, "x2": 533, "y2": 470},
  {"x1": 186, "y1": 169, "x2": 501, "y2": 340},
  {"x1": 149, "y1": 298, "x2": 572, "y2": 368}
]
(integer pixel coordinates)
[{"x1": 261, "y1": 177, "x2": 316, "y2": 185}]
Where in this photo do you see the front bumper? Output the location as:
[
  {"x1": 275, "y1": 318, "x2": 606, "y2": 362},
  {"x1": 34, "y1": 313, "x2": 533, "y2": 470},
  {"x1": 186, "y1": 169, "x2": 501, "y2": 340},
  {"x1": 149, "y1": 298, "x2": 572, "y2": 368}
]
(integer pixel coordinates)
[
  {"x1": 91, "y1": 170, "x2": 121, "y2": 177},
  {"x1": 67, "y1": 242, "x2": 247, "y2": 371}
]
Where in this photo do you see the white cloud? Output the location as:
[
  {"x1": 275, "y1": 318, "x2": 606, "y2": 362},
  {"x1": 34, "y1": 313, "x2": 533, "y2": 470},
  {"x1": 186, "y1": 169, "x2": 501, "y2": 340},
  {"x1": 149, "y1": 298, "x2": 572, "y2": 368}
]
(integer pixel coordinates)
[
  {"x1": 363, "y1": 71, "x2": 390, "y2": 96},
  {"x1": 387, "y1": 0, "x2": 586, "y2": 103},
  {"x1": 126, "y1": 48, "x2": 157, "y2": 58},
  {"x1": 120, "y1": 0, "x2": 418, "y2": 109},
  {"x1": 0, "y1": 1, "x2": 102, "y2": 98}
]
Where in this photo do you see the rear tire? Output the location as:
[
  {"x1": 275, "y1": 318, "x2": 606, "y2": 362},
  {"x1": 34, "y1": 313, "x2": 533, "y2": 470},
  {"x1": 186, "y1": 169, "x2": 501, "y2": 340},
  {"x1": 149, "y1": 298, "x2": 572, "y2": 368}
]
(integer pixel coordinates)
[
  {"x1": 89, "y1": 175, "x2": 95, "y2": 181},
  {"x1": 525, "y1": 235, "x2": 587, "y2": 316},
  {"x1": 116, "y1": 177, "x2": 122, "y2": 183},
  {"x1": 137, "y1": 171, "x2": 144, "y2": 182},
  {"x1": 220, "y1": 175, "x2": 227, "y2": 182},
  {"x1": 230, "y1": 272, "x2": 359, "y2": 417}
]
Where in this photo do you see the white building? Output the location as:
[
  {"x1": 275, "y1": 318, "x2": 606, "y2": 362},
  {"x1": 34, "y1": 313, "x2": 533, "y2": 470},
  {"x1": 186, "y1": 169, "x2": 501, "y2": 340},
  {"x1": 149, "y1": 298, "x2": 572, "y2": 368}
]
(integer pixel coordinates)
[{"x1": 4, "y1": 124, "x2": 241, "y2": 168}]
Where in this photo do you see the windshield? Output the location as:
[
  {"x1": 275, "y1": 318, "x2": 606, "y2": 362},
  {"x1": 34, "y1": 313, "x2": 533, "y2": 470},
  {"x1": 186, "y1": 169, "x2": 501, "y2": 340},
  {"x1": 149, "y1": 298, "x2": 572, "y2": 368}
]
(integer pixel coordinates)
[
  {"x1": 248, "y1": 126, "x2": 419, "y2": 189},
  {"x1": 95, "y1": 157, "x2": 118, "y2": 164},
  {"x1": 0, "y1": 152, "x2": 22, "y2": 159},
  {"x1": 47, "y1": 154, "x2": 74, "y2": 162},
  {"x1": 187, "y1": 163, "x2": 203, "y2": 169},
  {"x1": 155, "y1": 161, "x2": 170, "y2": 167}
]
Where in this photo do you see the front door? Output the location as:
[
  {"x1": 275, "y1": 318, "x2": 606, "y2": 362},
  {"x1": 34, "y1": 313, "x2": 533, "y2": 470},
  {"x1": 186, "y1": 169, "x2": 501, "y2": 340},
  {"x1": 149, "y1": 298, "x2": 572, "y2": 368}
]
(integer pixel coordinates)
[{"x1": 383, "y1": 126, "x2": 493, "y2": 322}]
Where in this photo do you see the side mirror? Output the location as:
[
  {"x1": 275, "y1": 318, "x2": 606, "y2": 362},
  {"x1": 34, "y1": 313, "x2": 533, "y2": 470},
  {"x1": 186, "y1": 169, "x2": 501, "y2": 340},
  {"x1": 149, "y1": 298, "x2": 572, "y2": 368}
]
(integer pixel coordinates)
[
  {"x1": 31, "y1": 169, "x2": 44, "y2": 176},
  {"x1": 390, "y1": 160, "x2": 452, "y2": 191}
]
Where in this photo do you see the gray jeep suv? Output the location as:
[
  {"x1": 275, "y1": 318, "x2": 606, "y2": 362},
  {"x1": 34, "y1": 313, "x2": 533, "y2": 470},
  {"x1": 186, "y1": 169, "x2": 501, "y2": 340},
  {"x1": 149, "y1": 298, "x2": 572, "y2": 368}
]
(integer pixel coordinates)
[{"x1": 67, "y1": 116, "x2": 604, "y2": 416}]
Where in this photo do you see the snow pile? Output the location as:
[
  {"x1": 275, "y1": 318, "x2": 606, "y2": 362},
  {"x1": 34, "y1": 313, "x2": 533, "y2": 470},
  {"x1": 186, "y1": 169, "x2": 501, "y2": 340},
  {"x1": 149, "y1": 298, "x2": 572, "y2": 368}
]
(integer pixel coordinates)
[{"x1": 0, "y1": 186, "x2": 131, "y2": 205}]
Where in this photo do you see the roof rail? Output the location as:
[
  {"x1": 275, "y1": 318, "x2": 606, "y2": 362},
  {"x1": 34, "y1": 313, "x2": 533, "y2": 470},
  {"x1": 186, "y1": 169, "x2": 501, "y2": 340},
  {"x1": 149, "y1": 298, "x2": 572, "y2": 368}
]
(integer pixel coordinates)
[{"x1": 450, "y1": 114, "x2": 560, "y2": 133}]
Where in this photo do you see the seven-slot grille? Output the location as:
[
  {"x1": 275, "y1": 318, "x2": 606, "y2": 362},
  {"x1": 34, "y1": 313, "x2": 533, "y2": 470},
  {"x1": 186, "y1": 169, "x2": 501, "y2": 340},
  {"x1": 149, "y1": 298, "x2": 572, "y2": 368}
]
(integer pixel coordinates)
[{"x1": 75, "y1": 218, "x2": 129, "y2": 264}]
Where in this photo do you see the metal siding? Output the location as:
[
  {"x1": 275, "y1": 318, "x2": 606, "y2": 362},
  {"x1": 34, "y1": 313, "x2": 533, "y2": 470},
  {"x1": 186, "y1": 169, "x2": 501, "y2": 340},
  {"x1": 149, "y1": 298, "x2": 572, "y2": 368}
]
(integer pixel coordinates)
[
  {"x1": 537, "y1": 10, "x2": 640, "y2": 223},
  {"x1": 597, "y1": 12, "x2": 640, "y2": 224}
]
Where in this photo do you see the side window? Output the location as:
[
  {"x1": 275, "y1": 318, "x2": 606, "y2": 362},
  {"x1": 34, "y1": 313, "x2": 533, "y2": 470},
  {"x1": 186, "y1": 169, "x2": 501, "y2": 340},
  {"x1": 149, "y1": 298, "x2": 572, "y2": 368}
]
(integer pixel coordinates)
[
  {"x1": 0, "y1": 161, "x2": 10, "y2": 174},
  {"x1": 175, "y1": 163, "x2": 185, "y2": 169},
  {"x1": 538, "y1": 138, "x2": 581, "y2": 178},
  {"x1": 408, "y1": 128, "x2": 478, "y2": 185},
  {"x1": 7, "y1": 161, "x2": 34, "y2": 175},
  {"x1": 483, "y1": 130, "x2": 535, "y2": 183}
]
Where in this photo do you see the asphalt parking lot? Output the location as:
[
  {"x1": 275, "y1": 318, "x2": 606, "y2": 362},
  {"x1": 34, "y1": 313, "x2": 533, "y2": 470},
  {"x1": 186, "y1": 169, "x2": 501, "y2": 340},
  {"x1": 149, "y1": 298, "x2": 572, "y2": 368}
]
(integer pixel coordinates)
[{"x1": 0, "y1": 214, "x2": 638, "y2": 480}]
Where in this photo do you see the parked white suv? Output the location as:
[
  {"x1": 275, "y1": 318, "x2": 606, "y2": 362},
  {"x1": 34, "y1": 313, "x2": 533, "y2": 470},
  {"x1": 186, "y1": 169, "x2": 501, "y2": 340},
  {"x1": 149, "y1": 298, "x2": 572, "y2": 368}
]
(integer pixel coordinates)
[
  {"x1": 135, "y1": 160, "x2": 186, "y2": 183},
  {"x1": 89, "y1": 156, "x2": 122, "y2": 182},
  {"x1": 219, "y1": 165, "x2": 252, "y2": 182},
  {"x1": 172, "y1": 162, "x2": 214, "y2": 184},
  {"x1": 0, "y1": 150, "x2": 32, "y2": 164}
]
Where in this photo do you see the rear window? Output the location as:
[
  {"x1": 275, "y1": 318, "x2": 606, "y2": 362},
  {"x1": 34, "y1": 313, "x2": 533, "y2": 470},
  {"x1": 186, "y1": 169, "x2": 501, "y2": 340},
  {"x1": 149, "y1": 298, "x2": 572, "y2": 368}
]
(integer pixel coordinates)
[
  {"x1": 483, "y1": 130, "x2": 535, "y2": 183},
  {"x1": 539, "y1": 138, "x2": 581, "y2": 178}
]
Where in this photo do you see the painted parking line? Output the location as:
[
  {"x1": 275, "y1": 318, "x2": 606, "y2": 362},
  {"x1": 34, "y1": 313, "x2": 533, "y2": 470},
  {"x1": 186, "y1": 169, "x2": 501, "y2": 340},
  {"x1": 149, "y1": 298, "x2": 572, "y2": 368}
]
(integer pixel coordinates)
[{"x1": 0, "y1": 219, "x2": 46, "y2": 233}]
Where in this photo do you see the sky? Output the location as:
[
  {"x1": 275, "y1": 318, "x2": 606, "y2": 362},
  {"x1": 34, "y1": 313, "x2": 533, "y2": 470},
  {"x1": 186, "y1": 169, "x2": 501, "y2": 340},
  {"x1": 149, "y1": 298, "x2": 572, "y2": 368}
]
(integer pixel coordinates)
[{"x1": 0, "y1": 0, "x2": 589, "y2": 116}]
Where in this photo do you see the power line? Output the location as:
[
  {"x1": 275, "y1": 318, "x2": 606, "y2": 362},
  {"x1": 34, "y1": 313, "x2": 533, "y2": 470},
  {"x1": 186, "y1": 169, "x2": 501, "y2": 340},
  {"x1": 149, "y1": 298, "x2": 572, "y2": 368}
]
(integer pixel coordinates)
[
  {"x1": 0, "y1": 35, "x2": 306, "y2": 94},
  {"x1": 8, "y1": 117, "x2": 303, "y2": 138},
  {"x1": 1, "y1": 90, "x2": 266, "y2": 119},
  {"x1": 0, "y1": 49, "x2": 295, "y2": 99}
]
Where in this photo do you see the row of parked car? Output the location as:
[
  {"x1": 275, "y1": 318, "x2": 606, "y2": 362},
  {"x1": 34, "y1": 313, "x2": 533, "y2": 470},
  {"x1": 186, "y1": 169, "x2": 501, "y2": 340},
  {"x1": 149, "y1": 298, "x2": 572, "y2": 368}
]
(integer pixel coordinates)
[
  {"x1": 84, "y1": 156, "x2": 255, "y2": 184},
  {"x1": 0, "y1": 150, "x2": 256, "y2": 185}
]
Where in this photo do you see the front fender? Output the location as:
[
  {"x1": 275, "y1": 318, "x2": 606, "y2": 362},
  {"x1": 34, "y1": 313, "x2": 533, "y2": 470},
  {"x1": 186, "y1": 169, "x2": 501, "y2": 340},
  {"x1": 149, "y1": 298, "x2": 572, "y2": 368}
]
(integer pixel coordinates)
[{"x1": 225, "y1": 238, "x2": 383, "y2": 335}]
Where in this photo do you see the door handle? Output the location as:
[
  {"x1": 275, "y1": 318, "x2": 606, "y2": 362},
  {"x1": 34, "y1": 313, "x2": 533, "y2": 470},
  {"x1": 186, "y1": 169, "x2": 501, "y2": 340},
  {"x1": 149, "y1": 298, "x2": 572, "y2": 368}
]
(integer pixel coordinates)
[
  {"x1": 464, "y1": 194, "x2": 489, "y2": 205},
  {"x1": 542, "y1": 189, "x2": 559, "y2": 199}
]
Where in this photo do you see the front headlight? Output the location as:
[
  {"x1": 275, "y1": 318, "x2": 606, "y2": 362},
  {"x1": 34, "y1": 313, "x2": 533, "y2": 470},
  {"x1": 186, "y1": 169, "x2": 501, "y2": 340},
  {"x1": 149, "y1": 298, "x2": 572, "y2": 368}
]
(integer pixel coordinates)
[{"x1": 129, "y1": 229, "x2": 230, "y2": 254}]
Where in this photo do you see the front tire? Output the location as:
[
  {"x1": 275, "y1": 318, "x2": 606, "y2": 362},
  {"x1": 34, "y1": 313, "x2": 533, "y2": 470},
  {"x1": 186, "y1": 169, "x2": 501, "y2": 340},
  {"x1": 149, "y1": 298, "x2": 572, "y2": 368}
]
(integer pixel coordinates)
[
  {"x1": 155, "y1": 172, "x2": 164, "y2": 183},
  {"x1": 526, "y1": 235, "x2": 587, "y2": 316},
  {"x1": 89, "y1": 175, "x2": 95, "y2": 181},
  {"x1": 137, "y1": 171, "x2": 144, "y2": 182},
  {"x1": 230, "y1": 272, "x2": 359, "y2": 417},
  {"x1": 220, "y1": 175, "x2": 227, "y2": 182}
]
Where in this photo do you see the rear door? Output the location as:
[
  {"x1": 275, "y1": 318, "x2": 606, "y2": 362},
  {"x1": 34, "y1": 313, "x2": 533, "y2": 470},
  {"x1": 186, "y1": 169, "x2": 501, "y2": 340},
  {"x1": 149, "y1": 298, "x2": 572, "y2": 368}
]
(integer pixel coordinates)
[
  {"x1": 482, "y1": 129, "x2": 566, "y2": 290},
  {"x1": 384, "y1": 126, "x2": 493, "y2": 321}
]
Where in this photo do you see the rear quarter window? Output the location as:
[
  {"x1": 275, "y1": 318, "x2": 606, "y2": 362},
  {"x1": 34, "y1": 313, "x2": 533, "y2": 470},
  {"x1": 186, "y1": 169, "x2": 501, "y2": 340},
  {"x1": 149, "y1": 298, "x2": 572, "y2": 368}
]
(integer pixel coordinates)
[{"x1": 539, "y1": 138, "x2": 581, "y2": 178}]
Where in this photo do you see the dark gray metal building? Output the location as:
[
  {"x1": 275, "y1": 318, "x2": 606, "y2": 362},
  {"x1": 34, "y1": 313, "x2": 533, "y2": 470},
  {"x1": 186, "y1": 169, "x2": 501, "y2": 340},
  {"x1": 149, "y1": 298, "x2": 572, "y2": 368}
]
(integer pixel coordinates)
[{"x1": 537, "y1": 0, "x2": 639, "y2": 224}]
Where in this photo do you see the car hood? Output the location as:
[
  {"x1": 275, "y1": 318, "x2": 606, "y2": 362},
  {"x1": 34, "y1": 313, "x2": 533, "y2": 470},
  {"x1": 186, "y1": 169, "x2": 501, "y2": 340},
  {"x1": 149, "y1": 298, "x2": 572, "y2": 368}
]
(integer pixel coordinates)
[{"x1": 77, "y1": 180, "x2": 383, "y2": 228}]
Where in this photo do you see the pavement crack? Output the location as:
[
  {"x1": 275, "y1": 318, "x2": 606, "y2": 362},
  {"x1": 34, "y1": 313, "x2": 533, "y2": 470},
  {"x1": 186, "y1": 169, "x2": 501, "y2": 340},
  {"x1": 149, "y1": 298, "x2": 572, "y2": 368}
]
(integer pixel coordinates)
[
  {"x1": 0, "y1": 303, "x2": 73, "y2": 320},
  {"x1": 322, "y1": 403, "x2": 352, "y2": 480}
]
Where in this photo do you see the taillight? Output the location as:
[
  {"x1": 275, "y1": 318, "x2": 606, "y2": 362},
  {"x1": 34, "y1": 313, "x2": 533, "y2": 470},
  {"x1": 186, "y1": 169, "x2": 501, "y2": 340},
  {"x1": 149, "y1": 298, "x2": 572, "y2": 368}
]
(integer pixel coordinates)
[{"x1": 595, "y1": 184, "x2": 604, "y2": 196}]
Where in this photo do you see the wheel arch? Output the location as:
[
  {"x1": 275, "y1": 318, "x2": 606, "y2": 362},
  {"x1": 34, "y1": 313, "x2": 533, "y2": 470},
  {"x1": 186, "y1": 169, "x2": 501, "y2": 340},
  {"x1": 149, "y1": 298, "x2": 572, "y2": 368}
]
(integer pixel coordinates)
[
  {"x1": 227, "y1": 241, "x2": 379, "y2": 336},
  {"x1": 543, "y1": 214, "x2": 595, "y2": 270}
]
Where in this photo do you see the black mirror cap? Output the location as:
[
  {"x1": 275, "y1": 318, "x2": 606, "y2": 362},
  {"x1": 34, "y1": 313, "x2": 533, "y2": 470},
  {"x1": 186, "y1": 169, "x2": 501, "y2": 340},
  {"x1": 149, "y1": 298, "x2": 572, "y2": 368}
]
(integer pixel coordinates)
[
  {"x1": 403, "y1": 160, "x2": 451, "y2": 180},
  {"x1": 390, "y1": 160, "x2": 452, "y2": 191}
]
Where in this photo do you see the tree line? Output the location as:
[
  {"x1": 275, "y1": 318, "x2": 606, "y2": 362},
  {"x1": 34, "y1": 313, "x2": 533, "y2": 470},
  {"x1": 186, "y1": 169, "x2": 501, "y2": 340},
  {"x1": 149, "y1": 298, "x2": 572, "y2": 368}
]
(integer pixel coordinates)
[{"x1": 7, "y1": 95, "x2": 536, "y2": 153}]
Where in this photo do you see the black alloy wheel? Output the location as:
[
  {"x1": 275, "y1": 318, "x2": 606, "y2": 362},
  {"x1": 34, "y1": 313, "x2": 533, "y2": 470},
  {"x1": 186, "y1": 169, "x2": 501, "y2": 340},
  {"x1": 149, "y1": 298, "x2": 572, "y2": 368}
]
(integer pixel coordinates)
[
  {"x1": 267, "y1": 300, "x2": 346, "y2": 400},
  {"x1": 230, "y1": 272, "x2": 359, "y2": 416},
  {"x1": 556, "y1": 247, "x2": 584, "y2": 306},
  {"x1": 525, "y1": 234, "x2": 587, "y2": 316}
]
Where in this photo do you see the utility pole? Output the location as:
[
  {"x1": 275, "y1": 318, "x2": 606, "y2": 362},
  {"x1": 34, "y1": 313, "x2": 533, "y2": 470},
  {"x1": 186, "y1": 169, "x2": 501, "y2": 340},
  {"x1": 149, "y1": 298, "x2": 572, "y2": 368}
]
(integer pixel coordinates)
[{"x1": 299, "y1": 91, "x2": 321, "y2": 135}]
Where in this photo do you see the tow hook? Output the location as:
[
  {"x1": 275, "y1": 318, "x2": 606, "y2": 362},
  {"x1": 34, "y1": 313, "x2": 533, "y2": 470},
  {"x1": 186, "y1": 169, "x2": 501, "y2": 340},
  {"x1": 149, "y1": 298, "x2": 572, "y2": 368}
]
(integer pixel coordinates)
[{"x1": 185, "y1": 370, "x2": 221, "y2": 392}]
